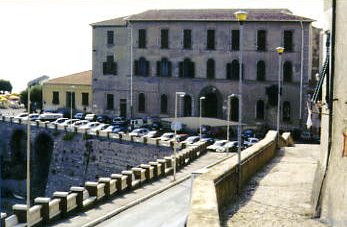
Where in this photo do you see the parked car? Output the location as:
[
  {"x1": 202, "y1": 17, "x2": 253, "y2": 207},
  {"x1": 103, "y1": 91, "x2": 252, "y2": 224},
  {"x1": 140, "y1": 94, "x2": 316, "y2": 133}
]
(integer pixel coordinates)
[
  {"x1": 74, "y1": 112, "x2": 86, "y2": 120},
  {"x1": 300, "y1": 131, "x2": 312, "y2": 141},
  {"x1": 129, "y1": 128, "x2": 149, "y2": 137},
  {"x1": 50, "y1": 118, "x2": 69, "y2": 126},
  {"x1": 21, "y1": 113, "x2": 40, "y2": 121},
  {"x1": 90, "y1": 123, "x2": 110, "y2": 133},
  {"x1": 79, "y1": 121, "x2": 100, "y2": 130},
  {"x1": 112, "y1": 125, "x2": 128, "y2": 134},
  {"x1": 85, "y1": 113, "x2": 97, "y2": 121},
  {"x1": 143, "y1": 130, "x2": 160, "y2": 138},
  {"x1": 170, "y1": 134, "x2": 189, "y2": 142},
  {"x1": 129, "y1": 118, "x2": 144, "y2": 130},
  {"x1": 112, "y1": 116, "x2": 127, "y2": 125},
  {"x1": 242, "y1": 129, "x2": 256, "y2": 139},
  {"x1": 149, "y1": 121, "x2": 163, "y2": 131},
  {"x1": 243, "y1": 137, "x2": 260, "y2": 147},
  {"x1": 68, "y1": 120, "x2": 90, "y2": 129},
  {"x1": 58, "y1": 119, "x2": 79, "y2": 127},
  {"x1": 102, "y1": 125, "x2": 118, "y2": 133},
  {"x1": 216, "y1": 141, "x2": 239, "y2": 152},
  {"x1": 13, "y1": 113, "x2": 28, "y2": 120},
  {"x1": 38, "y1": 112, "x2": 64, "y2": 122},
  {"x1": 207, "y1": 140, "x2": 229, "y2": 152},
  {"x1": 159, "y1": 132, "x2": 175, "y2": 141},
  {"x1": 182, "y1": 136, "x2": 200, "y2": 146},
  {"x1": 96, "y1": 115, "x2": 111, "y2": 124}
]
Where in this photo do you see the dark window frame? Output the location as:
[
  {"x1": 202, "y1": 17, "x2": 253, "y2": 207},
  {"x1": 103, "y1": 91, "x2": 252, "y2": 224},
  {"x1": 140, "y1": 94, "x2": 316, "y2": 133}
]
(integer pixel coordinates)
[
  {"x1": 206, "y1": 59, "x2": 215, "y2": 79},
  {"x1": 231, "y1": 30, "x2": 240, "y2": 51},
  {"x1": 257, "y1": 30, "x2": 266, "y2": 51},
  {"x1": 138, "y1": 93, "x2": 145, "y2": 113},
  {"x1": 161, "y1": 29, "x2": 169, "y2": 49},
  {"x1": 284, "y1": 30, "x2": 293, "y2": 52},
  {"x1": 107, "y1": 30, "x2": 114, "y2": 45},
  {"x1": 103, "y1": 55, "x2": 117, "y2": 75},
  {"x1": 257, "y1": 60, "x2": 266, "y2": 81},
  {"x1": 82, "y1": 92, "x2": 89, "y2": 106},
  {"x1": 283, "y1": 61, "x2": 293, "y2": 82},
  {"x1": 256, "y1": 100, "x2": 265, "y2": 120},
  {"x1": 52, "y1": 91, "x2": 59, "y2": 105},
  {"x1": 179, "y1": 58, "x2": 195, "y2": 78},
  {"x1": 183, "y1": 29, "x2": 192, "y2": 49},
  {"x1": 207, "y1": 29, "x2": 215, "y2": 50},
  {"x1": 106, "y1": 94, "x2": 114, "y2": 110},
  {"x1": 160, "y1": 94, "x2": 168, "y2": 114},
  {"x1": 138, "y1": 29, "x2": 146, "y2": 49}
]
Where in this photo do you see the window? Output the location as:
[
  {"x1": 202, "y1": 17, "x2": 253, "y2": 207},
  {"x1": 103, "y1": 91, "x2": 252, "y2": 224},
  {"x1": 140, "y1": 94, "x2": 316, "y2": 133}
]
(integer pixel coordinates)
[
  {"x1": 160, "y1": 94, "x2": 168, "y2": 114},
  {"x1": 138, "y1": 29, "x2": 146, "y2": 48},
  {"x1": 134, "y1": 57, "x2": 150, "y2": 76},
  {"x1": 52, "y1": 91, "x2": 59, "y2": 105},
  {"x1": 206, "y1": 59, "x2": 215, "y2": 79},
  {"x1": 231, "y1": 30, "x2": 240, "y2": 51},
  {"x1": 256, "y1": 100, "x2": 265, "y2": 120},
  {"x1": 157, "y1": 58, "x2": 172, "y2": 77},
  {"x1": 284, "y1": 30, "x2": 293, "y2": 52},
  {"x1": 106, "y1": 94, "x2": 114, "y2": 110},
  {"x1": 229, "y1": 60, "x2": 239, "y2": 80},
  {"x1": 257, "y1": 61, "x2": 266, "y2": 81},
  {"x1": 230, "y1": 97, "x2": 239, "y2": 121},
  {"x1": 283, "y1": 61, "x2": 293, "y2": 82},
  {"x1": 183, "y1": 29, "x2": 192, "y2": 49},
  {"x1": 107, "y1": 30, "x2": 114, "y2": 45},
  {"x1": 183, "y1": 95, "x2": 192, "y2": 117},
  {"x1": 257, "y1": 30, "x2": 266, "y2": 51},
  {"x1": 179, "y1": 58, "x2": 195, "y2": 78},
  {"x1": 82, "y1": 93, "x2": 89, "y2": 106},
  {"x1": 283, "y1": 101, "x2": 291, "y2": 122},
  {"x1": 161, "y1": 29, "x2": 169, "y2": 49},
  {"x1": 207, "y1": 30, "x2": 215, "y2": 50},
  {"x1": 138, "y1": 93, "x2": 145, "y2": 112},
  {"x1": 103, "y1": 55, "x2": 117, "y2": 75},
  {"x1": 66, "y1": 92, "x2": 75, "y2": 108}
]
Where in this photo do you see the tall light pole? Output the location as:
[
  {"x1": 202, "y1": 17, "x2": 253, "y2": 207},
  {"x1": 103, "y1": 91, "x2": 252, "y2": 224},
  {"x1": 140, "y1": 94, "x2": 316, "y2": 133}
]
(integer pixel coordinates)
[
  {"x1": 276, "y1": 47, "x2": 285, "y2": 142},
  {"x1": 234, "y1": 10, "x2": 247, "y2": 194},
  {"x1": 226, "y1": 94, "x2": 233, "y2": 141},
  {"x1": 26, "y1": 75, "x2": 49, "y2": 227},
  {"x1": 173, "y1": 91, "x2": 185, "y2": 181},
  {"x1": 70, "y1": 85, "x2": 75, "y2": 120},
  {"x1": 199, "y1": 96, "x2": 205, "y2": 139}
]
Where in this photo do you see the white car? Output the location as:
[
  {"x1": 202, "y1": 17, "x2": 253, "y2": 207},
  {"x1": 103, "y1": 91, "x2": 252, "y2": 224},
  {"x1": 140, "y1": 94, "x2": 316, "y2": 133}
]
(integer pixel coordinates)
[
  {"x1": 102, "y1": 125, "x2": 117, "y2": 133},
  {"x1": 129, "y1": 128, "x2": 149, "y2": 137},
  {"x1": 159, "y1": 132, "x2": 175, "y2": 141},
  {"x1": 216, "y1": 141, "x2": 239, "y2": 152},
  {"x1": 182, "y1": 136, "x2": 200, "y2": 145},
  {"x1": 13, "y1": 113, "x2": 28, "y2": 120},
  {"x1": 58, "y1": 119, "x2": 79, "y2": 127},
  {"x1": 143, "y1": 130, "x2": 159, "y2": 138},
  {"x1": 207, "y1": 140, "x2": 229, "y2": 152},
  {"x1": 243, "y1": 137, "x2": 259, "y2": 147},
  {"x1": 79, "y1": 121, "x2": 100, "y2": 130},
  {"x1": 90, "y1": 123, "x2": 110, "y2": 133},
  {"x1": 50, "y1": 118, "x2": 69, "y2": 125}
]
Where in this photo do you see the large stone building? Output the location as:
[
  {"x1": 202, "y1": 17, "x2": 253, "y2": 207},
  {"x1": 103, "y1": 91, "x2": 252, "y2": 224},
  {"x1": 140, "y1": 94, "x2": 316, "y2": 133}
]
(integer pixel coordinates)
[
  {"x1": 42, "y1": 70, "x2": 92, "y2": 112},
  {"x1": 91, "y1": 9, "x2": 314, "y2": 130}
]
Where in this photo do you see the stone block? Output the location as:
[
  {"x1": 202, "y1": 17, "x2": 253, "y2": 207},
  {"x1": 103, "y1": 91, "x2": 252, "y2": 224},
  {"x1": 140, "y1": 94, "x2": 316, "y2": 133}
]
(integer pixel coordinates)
[
  {"x1": 34, "y1": 197, "x2": 61, "y2": 223},
  {"x1": 85, "y1": 181, "x2": 106, "y2": 201},
  {"x1": 12, "y1": 204, "x2": 43, "y2": 226},
  {"x1": 98, "y1": 177, "x2": 117, "y2": 197},
  {"x1": 111, "y1": 174, "x2": 128, "y2": 191},
  {"x1": 140, "y1": 164, "x2": 154, "y2": 180},
  {"x1": 53, "y1": 191, "x2": 78, "y2": 216}
]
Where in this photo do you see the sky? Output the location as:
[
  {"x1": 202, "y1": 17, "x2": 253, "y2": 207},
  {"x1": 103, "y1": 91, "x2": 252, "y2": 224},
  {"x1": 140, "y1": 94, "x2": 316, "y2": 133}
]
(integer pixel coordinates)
[{"x1": 0, "y1": 0, "x2": 324, "y2": 92}]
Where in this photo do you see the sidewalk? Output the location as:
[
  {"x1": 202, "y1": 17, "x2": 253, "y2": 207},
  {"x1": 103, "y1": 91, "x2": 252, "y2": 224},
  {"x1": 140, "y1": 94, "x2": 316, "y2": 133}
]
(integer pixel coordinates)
[
  {"x1": 50, "y1": 152, "x2": 232, "y2": 227},
  {"x1": 221, "y1": 144, "x2": 327, "y2": 227}
]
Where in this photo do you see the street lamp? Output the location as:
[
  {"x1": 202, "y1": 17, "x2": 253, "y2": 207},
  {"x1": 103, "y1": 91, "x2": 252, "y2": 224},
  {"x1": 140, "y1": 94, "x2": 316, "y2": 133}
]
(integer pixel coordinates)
[
  {"x1": 173, "y1": 91, "x2": 185, "y2": 181},
  {"x1": 226, "y1": 94, "x2": 234, "y2": 141},
  {"x1": 276, "y1": 47, "x2": 285, "y2": 142},
  {"x1": 234, "y1": 10, "x2": 247, "y2": 194},
  {"x1": 70, "y1": 86, "x2": 76, "y2": 120},
  {"x1": 199, "y1": 96, "x2": 206, "y2": 139},
  {"x1": 26, "y1": 75, "x2": 49, "y2": 227}
]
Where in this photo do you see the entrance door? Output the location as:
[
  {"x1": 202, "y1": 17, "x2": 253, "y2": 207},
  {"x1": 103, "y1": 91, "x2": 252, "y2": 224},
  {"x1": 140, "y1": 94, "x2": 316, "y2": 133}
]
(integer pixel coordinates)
[
  {"x1": 120, "y1": 99, "x2": 127, "y2": 118},
  {"x1": 204, "y1": 93, "x2": 218, "y2": 118}
]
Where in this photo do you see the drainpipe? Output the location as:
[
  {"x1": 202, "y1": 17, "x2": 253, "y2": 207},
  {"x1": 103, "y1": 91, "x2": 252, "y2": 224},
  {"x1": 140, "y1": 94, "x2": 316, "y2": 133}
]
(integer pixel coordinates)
[{"x1": 299, "y1": 20, "x2": 304, "y2": 126}]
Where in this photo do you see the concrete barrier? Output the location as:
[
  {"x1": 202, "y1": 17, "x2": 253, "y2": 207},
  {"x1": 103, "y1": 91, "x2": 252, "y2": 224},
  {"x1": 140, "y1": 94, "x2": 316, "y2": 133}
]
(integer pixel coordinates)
[
  {"x1": 140, "y1": 164, "x2": 155, "y2": 180},
  {"x1": 282, "y1": 132, "x2": 294, "y2": 146},
  {"x1": 111, "y1": 173, "x2": 128, "y2": 191},
  {"x1": 4, "y1": 215, "x2": 25, "y2": 227},
  {"x1": 12, "y1": 204, "x2": 43, "y2": 226},
  {"x1": 85, "y1": 182, "x2": 106, "y2": 201},
  {"x1": 1, "y1": 212, "x2": 7, "y2": 227},
  {"x1": 147, "y1": 138, "x2": 160, "y2": 146},
  {"x1": 148, "y1": 161, "x2": 163, "y2": 177},
  {"x1": 70, "y1": 186, "x2": 96, "y2": 209},
  {"x1": 132, "y1": 167, "x2": 146, "y2": 184},
  {"x1": 53, "y1": 191, "x2": 78, "y2": 216},
  {"x1": 187, "y1": 130, "x2": 280, "y2": 227},
  {"x1": 98, "y1": 177, "x2": 117, "y2": 197},
  {"x1": 121, "y1": 170, "x2": 140, "y2": 189},
  {"x1": 34, "y1": 197, "x2": 61, "y2": 223}
]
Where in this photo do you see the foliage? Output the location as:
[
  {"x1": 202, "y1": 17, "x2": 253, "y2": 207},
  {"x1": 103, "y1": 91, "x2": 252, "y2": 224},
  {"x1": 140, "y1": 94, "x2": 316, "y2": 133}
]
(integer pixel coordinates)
[
  {"x1": 63, "y1": 132, "x2": 76, "y2": 141},
  {"x1": 0, "y1": 79, "x2": 12, "y2": 93},
  {"x1": 20, "y1": 85, "x2": 43, "y2": 111}
]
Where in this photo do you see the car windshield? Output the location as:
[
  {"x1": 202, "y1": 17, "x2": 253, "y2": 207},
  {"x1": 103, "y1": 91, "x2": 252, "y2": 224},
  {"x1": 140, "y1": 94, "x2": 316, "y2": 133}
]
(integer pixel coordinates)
[{"x1": 215, "y1": 141, "x2": 226, "y2": 146}]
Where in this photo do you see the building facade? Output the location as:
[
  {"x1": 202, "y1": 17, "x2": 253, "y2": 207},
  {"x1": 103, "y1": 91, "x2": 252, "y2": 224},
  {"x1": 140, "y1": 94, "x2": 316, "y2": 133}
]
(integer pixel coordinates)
[
  {"x1": 91, "y1": 9, "x2": 314, "y2": 130},
  {"x1": 42, "y1": 70, "x2": 92, "y2": 112}
]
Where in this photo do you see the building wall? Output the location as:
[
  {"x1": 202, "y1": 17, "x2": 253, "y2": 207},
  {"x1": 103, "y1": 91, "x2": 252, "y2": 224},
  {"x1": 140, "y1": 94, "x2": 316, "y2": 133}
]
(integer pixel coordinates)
[
  {"x1": 42, "y1": 83, "x2": 92, "y2": 112},
  {"x1": 92, "y1": 19, "x2": 312, "y2": 130}
]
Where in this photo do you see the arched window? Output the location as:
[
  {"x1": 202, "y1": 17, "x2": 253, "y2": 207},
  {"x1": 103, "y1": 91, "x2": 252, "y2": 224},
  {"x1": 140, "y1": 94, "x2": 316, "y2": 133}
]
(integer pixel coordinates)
[
  {"x1": 230, "y1": 97, "x2": 239, "y2": 121},
  {"x1": 179, "y1": 58, "x2": 195, "y2": 78},
  {"x1": 257, "y1": 61, "x2": 266, "y2": 81},
  {"x1": 256, "y1": 100, "x2": 265, "y2": 120},
  {"x1": 283, "y1": 61, "x2": 293, "y2": 82},
  {"x1": 231, "y1": 60, "x2": 239, "y2": 80},
  {"x1": 183, "y1": 95, "x2": 192, "y2": 117},
  {"x1": 157, "y1": 58, "x2": 172, "y2": 77},
  {"x1": 134, "y1": 57, "x2": 149, "y2": 77},
  {"x1": 138, "y1": 93, "x2": 145, "y2": 112},
  {"x1": 283, "y1": 101, "x2": 291, "y2": 122},
  {"x1": 160, "y1": 94, "x2": 168, "y2": 114},
  {"x1": 206, "y1": 59, "x2": 215, "y2": 79}
]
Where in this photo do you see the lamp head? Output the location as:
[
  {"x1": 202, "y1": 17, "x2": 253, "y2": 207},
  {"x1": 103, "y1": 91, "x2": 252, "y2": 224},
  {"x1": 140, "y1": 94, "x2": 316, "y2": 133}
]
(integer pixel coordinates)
[
  {"x1": 176, "y1": 92, "x2": 186, "y2": 97},
  {"x1": 234, "y1": 11, "x2": 248, "y2": 22},
  {"x1": 276, "y1": 47, "x2": 285, "y2": 55},
  {"x1": 200, "y1": 96, "x2": 206, "y2": 100}
]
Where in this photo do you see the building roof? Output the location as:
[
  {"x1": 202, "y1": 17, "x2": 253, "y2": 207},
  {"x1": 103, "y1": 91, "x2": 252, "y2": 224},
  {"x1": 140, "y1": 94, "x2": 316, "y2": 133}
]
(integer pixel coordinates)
[
  {"x1": 126, "y1": 9, "x2": 314, "y2": 22},
  {"x1": 44, "y1": 70, "x2": 92, "y2": 86},
  {"x1": 90, "y1": 16, "x2": 127, "y2": 27}
]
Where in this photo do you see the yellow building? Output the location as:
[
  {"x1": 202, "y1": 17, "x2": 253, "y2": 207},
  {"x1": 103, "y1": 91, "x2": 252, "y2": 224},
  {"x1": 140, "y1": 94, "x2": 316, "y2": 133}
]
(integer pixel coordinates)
[{"x1": 42, "y1": 70, "x2": 92, "y2": 112}]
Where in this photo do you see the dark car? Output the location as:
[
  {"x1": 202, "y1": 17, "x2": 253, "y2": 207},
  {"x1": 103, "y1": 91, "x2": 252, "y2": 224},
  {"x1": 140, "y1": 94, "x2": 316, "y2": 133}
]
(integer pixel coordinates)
[
  {"x1": 242, "y1": 129, "x2": 255, "y2": 139},
  {"x1": 112, "y1": 125, "x2": 128, "y2": 133},
  {"x1": 74, "y1": 112, "x2": 86, "y2": 120},
  {"x1": 96, "y1": 115, "x2": 111, "y2": 124},
  {"x1": 149, "y1": 121, "x2": 163, "y2": 131},
  {"x1": 112, "y1": 116, "x2": 127, "y2": 125}
]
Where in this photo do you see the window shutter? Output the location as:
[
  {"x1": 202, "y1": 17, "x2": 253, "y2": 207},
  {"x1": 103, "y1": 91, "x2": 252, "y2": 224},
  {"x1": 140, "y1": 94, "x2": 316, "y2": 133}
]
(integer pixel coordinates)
[
  {"x1": 179, "y1": 62, "x2": 183, "y2": 77},
  {"x1": 168, "y1": 61, "x2": 172, "y2": 77},
  {"x1": 226, "y1": 63, "x2": 231, "y2": 79},
  {"x1": 134, "y1": 60, "x2": 139, "y2": 75},
  {"x1": 113, "y1": 62, "x2": 117, "y2": 75},
  {"x1": 191, "y1": 62, "x2": 195, "y2": 78},
  {"x1": 103, "y1": 62, "x2": 107, "y2": 75},
  {"x1": 146, "y1": 61, "x2": 150, "y2": 76},
  {"x1": 157, "y1": 61, "x2": 161, "y2": 76}
]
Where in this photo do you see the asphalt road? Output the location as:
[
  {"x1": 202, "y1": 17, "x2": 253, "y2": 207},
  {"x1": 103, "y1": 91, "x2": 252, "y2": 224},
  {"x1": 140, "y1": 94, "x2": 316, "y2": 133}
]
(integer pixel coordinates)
[{"x1": 96, "y1": 179, "x2": 192, "y2": 227}]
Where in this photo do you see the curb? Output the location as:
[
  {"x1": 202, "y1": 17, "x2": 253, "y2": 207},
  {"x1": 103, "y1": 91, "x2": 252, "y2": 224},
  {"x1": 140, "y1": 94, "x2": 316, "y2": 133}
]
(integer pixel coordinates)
[{"x1": 82, "y1": 153, "x2": 233, "y2": 227}]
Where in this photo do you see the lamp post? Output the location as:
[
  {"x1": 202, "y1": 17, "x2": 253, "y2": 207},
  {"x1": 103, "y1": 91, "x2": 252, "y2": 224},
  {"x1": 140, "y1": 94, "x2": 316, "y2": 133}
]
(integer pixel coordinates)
[
  {"x1": 173, "y1": 91, "x2": 185, "y2": 181},
  {"x1": 234, "y1": 10, "x2": 247, "y2": 194},
  {"x1": 70, "y1": 85, "x2": 75, "y2": 120},
  {"x1": 226, "y1": 94, "x2": 234, "y2": 141},
  {"x1": 276, "y1": 47, "x2": 285, "y2": 141},
  {"x1": 199, "y1": 96, "x2": 205, "y2": 139},
  {"x1": 26, "y1": 75, "x2": 49, "y2": 227}
]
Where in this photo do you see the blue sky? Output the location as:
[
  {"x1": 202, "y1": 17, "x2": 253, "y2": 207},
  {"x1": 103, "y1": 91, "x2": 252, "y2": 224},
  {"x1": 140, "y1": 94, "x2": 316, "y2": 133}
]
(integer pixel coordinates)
[{"x1": 0, "y1": 0, "x2": 323, "y2": 92}]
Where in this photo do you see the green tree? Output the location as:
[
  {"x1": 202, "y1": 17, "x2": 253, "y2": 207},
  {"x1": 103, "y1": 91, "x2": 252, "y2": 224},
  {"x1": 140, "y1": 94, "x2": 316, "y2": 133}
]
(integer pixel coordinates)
[
  {"x1": 0, "y1": 79, "x2": 12, "y2": 93},
  {"x1": 20, "y1": 85, "x2": 43, "y2": 112}
]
